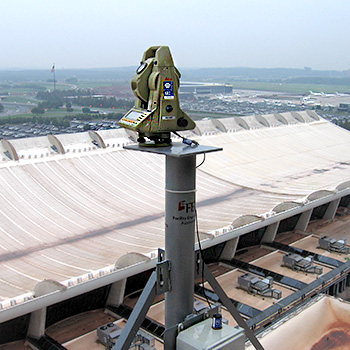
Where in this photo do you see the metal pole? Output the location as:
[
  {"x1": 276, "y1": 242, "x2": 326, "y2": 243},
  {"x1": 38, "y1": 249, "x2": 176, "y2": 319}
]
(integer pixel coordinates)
[
  {"x1": 113, "y1": 271, "x2": 157, "y2": 350},
  {"x1": 54, "y1": 69, "x2": 56, "y2": 91},
  {"x1": 123, "y1": 142, "x2": 222, "y2": 350},
  {"x1": 164, "y1": 154, "x2": 196, "y2": 350}
]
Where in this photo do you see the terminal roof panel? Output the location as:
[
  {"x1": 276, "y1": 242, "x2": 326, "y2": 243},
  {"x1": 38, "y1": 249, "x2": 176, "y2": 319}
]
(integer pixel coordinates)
[
  {"x1": 0, "y1": 113, "x2": 348, "y2": 303},
  {"x1": 200, "y1": 119, "x2": 350, "y2": 195}
]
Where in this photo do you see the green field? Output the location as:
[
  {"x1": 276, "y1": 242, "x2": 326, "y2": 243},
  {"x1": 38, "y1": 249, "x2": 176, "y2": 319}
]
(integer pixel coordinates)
[
  {"x1": 74, "y1": 81, "x2": 123, "y2": 89},
  {"x1": 0, "y1": 82, "x2": 72, "y2": 94},
  {"x1": 2, "y1": 96, "x2": 37, "y2": 103}
]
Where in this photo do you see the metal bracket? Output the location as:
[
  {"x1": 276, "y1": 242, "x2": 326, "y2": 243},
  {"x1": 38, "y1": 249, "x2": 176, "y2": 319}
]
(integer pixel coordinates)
[
  {"x1": 157, "y1": 259, "x2": 171, "y2": 295},
  {"x1": 156, "y1": 248, "x2": 171, "y2": 295},
  {"x1": 163, "y1": 303, "x2": 222, "y2": 345},
  {"x1": 178, "y1": 303, "x2": 221, "y2": 333}
]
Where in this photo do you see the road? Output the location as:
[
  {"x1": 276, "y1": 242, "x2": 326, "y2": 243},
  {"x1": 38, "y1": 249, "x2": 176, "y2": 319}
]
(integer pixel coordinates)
[{"x1": 0, "y1": 102, "x2": 34, "y2": 116}]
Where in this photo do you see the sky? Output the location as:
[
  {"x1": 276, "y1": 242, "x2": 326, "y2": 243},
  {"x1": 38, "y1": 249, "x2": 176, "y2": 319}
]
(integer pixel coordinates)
[{"x1": 1, "y1": 0, "x2": 349, "y2": 71}]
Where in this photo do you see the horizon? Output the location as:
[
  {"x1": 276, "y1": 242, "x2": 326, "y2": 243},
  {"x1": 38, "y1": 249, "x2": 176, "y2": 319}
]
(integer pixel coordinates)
[
  {"x1": 0, "y1": 66, "x2": 349, "y2": 72},
  {"x1": 1, "y1": 0, "x2": 349, "y2": 71}
]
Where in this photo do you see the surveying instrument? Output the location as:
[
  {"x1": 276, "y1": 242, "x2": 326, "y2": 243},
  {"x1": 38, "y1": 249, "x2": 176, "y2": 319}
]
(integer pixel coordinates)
[
  {"x1": 117, "y1": 46, "x2": 264, "y2": 350},
  {"x1": 119, "y1": 46, "x2": 196, "y2": 146}
]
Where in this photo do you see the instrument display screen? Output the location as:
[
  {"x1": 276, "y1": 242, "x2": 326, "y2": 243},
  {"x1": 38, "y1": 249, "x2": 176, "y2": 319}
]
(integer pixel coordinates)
[{"x1": 124, "y1": 110, "x2": 144, "y2": 121}]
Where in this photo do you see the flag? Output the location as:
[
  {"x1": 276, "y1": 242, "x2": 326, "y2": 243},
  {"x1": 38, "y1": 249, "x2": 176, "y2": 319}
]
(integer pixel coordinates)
[{"x1": 51, "y1": 64, "x2": 55, "y2": 73}]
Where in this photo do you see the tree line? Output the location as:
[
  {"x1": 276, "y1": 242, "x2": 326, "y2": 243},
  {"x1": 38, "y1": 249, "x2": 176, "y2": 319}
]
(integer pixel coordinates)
[
  {"x1": 35, "y1": 89, "x2": 133, "y2": 112},
  {"x1": 71, "y1": 96, "x2": 132, "y2": 109},
  {"x1": 334, "y1": 118, "x2": 350, "y2": 131}
]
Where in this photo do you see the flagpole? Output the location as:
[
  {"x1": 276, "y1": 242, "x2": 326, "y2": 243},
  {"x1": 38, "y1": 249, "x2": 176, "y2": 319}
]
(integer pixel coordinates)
[
  {"x1": 51, "y1": 63, "x2": 56, "y2": 92},
  {"x1": 53, "y1": 64, "x2": 56, "y2": 92}
]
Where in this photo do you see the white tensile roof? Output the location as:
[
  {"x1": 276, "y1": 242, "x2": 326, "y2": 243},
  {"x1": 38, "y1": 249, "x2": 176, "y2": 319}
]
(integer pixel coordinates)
[{"x1": 0, "y1": 111, "x2": 349, "y2": 307}]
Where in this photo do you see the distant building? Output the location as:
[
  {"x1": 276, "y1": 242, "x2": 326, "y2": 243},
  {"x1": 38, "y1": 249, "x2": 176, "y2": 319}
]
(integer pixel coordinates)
[
  {"x1": 338, "y1": 103, "x2": 350, "y2": 112},
  {"x1": 180, "y1": 82, "x2": 233, "y2": 95}
]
